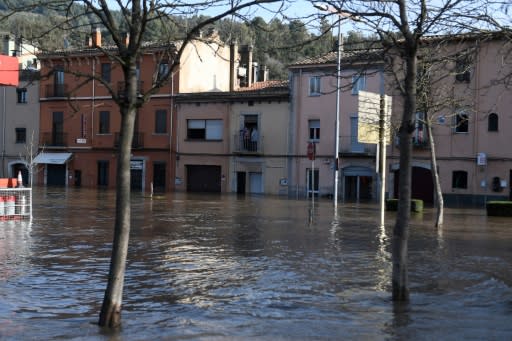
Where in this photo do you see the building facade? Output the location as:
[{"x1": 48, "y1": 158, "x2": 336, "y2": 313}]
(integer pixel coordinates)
[
  {"x1": 35, "y1": 29, "x2": 234, "y2": 192},
  {"x1": 0, "y1": 33, "x2": 39, "y2": 185},
  {"x1": 288, "y1": 50, "x2": 383, "y2": 200},
  {"x1": 290, "y1": 33, "x2": 512, "y2": 206},
  {"x1": 174, "y1": 81, "x2": 289, "y2": 195}
]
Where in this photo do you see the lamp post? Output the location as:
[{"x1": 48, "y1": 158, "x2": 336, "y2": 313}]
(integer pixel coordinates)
[{"x1": 313, "y1": 3, "x2": 345, "y2": 206}]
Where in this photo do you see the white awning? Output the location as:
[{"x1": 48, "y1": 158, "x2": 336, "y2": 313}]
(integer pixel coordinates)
[{"x1": 33, "y1": 152, "x2": 73, "y2": 164}]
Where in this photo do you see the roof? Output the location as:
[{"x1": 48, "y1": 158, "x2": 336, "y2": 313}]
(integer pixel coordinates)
[
  {"x1": 174, "y1": 80, "x2": 289, "y2": 103},
  {"x1": 290, "y1": 49, "x2": 383, "y2": 68}
]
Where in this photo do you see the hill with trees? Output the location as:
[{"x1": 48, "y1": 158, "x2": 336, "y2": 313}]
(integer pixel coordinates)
[{"x1": 0, "y1": 1, "x2": 372, "y2": 79}]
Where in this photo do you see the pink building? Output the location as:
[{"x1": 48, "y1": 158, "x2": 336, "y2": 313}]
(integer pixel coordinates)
[
  {"x1": 289, "y1": 49, "x2": 383, "y2": 200},
  {"x1": 290, "y1": 32, "x2": 512, "y2": 206}
]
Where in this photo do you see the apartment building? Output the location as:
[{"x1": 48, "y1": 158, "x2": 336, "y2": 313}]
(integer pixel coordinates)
[
  {"x1": 35, "y1": 29, "x2": 233, "y2": 191},
  {"x1": 289, "y1": 32, "x2": 512, "y2": 206},
  {"x1": 288, "y1": 49, "x2": 384, "y2": 200},
  {"x1": 174, "y1": 74, "x2": 290, "y2": 194},
  {"x1": 0, "y1": 34, "x2": 39, "y2": 184}
]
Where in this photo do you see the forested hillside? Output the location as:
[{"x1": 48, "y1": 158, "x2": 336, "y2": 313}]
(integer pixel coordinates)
[{"x1": 0, "y1": 1, "x2": 370, "y2": 79}]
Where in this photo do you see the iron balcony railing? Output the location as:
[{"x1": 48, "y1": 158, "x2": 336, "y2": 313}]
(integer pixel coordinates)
[
  {"x1": 45, "y1": 84, "x2": 69, "y2": 98},
  {"x1": 114, "y1": 132, "x2": 144, "y2": 149},
  {"x1": 117, "y1": 81, "x2": 144, "y2": 96},
  {"x1": 233, "y1": 133, "x2": 264, "y2": 154},
  {"x1": 41, "y1": 132, "x2": 67, "y2": 147}
]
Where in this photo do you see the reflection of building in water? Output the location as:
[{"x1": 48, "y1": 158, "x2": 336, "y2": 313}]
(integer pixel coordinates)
[{"x1": 0, "y1": 222, "x2": 32, "y2": 280}]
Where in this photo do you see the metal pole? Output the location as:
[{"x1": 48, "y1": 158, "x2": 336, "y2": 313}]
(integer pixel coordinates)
[
  {"x1": 334, "y1": 19, "x2": 342, "y2": 207},
  {"x1": 379, "y1": 95, "x2": 387, "y2": 228}
]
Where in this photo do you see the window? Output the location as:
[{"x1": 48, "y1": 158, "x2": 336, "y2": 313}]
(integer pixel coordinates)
[
  {"x1": 309, "y1": 119, "x2": 320, "y2": 141},
  {"x1": 101, "y1": 63, "x2": 111, "y2": 83},
  {"x1": 455, "y1": 56, "x2": 471, "y2": 83},
  {"x1": 454, "y1": 111, "x2": 469, "y2": 133},
  {"x1": 155, "y1": 110, "x2": 167, "y2": 134},
  {"x1": 309, "y1": 76, "x2": 321, "y2": 96},
  {"x1": 16, "y1": 88, "x2": 27, "y2": 103},
  {"x1": 488, "y1": 113, "x2": 498, "y2": 132},
  {"x1": 187, "y1": 119, "x2": 223, "y2": 140},
  {"x1": 158, "y1": 62, "x2": 169, "y2": 81},
  {"x1": 99, "y1": 111, "x2": 110, "y2": 134},
  {"x1": 452, "y1": 170, "x2": 468, "y2": 189},
  {"x1": 413, "y1": 112, "x2": 428, "y2": 145},
  {"x1": 352, "y1": 74, "x2": 366, "y2": 94},
  {"x1": 15, "y1": 128, "x2": 26, "y2": 143}
]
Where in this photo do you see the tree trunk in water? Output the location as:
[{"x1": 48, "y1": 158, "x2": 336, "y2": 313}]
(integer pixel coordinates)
[
  {"x1": 98, "y1": 107, "x2": 136, "y2": 328},
  {"x1": 427, "y1": 119, "x2": 444, "y2": 227},
  {"x1": 392, "y1": 126, "x2": 412, "y2": 301},
  {"x1": 392, "y1": 47, "x2": 417, "y2": 302}
]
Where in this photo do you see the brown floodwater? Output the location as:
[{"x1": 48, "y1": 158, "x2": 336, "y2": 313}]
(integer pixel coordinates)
[{"x1": 0, "y1": 187, "x2": 511, "y2": 340}]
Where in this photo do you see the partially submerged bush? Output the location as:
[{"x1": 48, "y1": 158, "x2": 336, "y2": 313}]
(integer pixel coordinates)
[
  {"x1": 486, "y1": 201, "x2": 512, "y2": 216},
  {"x1": 386, "y1": 199, "x2": 423, "y2": 213}
]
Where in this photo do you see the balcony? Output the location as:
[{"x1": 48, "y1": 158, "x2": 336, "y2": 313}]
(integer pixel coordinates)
[
  {"x1": 114, "y1": 132, "x2": 144, "y2": 149},
  {"x1": 45, "y1": 84, "x2": 69, "y2": 98},
  {"x1": 41, "y1": 132, "x2": 68, "y2": 147},
  {"x1": 117, "y1": 81, "x2": 144, "y2": 96},
  {"x1": 233, "y1": 133, "x2": 264, "y2": 154}
]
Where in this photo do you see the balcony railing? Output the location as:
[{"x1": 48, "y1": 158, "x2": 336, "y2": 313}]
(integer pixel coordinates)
[
  {"x1": 114, "y1": 132, "x2": 144, "y2": 149},
  {"x1": 117, "y1": 81, "x2": 144, "y2": 96},
  {"x1": 233, "y1": 133, "x2": 264, "y2": 154},
  {"x1": 41, "y1": 132, "x2": 67, "y2": 147},
  {"x1": 45, "y1": 84, "x2": 69, "y2": 98}
]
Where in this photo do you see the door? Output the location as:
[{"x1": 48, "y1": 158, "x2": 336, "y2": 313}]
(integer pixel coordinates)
[
  {"x1": 153, "y1": 162, "x2": 166, "y2": 192},
  {"x1": 307, "y1": 169, "x2": 319, "y2": 197},
  {"x1": 237, "y1": 172, "x2": 246, "y2": 194},
  {"x1": 47, "y1": 164, "x2": 66, "y2": 186},
  {"x1": 249, "y1": 172, "x2": 263, "y2": 194},
  {"x1": 130, "y1": 160, "x2": 144, "y2": 191},
  {"x1": 97, "y1": 161, "x2": 109, "y2": 187},
  {"x1": 186, "y1": 165, "x2": 221, "y2": 192}
]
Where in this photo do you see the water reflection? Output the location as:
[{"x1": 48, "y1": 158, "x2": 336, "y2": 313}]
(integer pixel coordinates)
[{"x1": 0, "y1": 187, "x2": 511, "y2": 340}]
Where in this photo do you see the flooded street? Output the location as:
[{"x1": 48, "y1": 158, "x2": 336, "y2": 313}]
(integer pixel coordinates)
[{"x1": 0, "y1": 187, "x2": 511, "y2": 340}]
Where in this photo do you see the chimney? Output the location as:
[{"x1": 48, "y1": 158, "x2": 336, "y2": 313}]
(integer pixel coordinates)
[
  {"x1": 92, "y1": 26, "x2": 101, "y2": 47},
  {"x1": 3, "y1": 34, "x2": 10, "y2": 55},
  {"x1": 229, "y1": 40, "x2": 238, "y2": 91},
  {"x1": 239, "y1": 45, "x2": 253, "y2": 88}
]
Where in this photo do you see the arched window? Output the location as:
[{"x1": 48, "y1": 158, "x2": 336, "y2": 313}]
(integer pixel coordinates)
[{"x1": 488, "y1": 113, "x2": 498, "y2": 132}]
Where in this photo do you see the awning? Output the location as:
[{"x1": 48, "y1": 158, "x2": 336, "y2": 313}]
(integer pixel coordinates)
[{"x1": 33, "y1": 152, "x2": 73, "y2": 164}]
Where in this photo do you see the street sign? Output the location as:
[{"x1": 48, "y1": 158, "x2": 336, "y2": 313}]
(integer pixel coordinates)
[{"x1": 357, "y1": 91, "x2": 392, "y2": 144}]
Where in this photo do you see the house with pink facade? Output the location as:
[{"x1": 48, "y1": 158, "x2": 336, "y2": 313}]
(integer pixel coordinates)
[
  {"x1": 288, "y1": 49, "x2": 384, "y2": 200},
  {"x1": 289, "y1": 32, "x2": 512, "y2": 206}
]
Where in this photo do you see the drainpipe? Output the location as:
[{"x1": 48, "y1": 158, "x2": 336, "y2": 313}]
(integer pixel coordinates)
[{"x1": 1, "y1": 87, "x2": 5, "y2": 177}]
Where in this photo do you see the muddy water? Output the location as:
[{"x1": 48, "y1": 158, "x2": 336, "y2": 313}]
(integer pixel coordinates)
[{"x1": 0, "y1": 187, "x2": 511, "y2": 340}]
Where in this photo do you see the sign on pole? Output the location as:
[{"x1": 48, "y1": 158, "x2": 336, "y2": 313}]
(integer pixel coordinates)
[{"x1": 358, "y1": 91, "x2": 392, "y2": 144}]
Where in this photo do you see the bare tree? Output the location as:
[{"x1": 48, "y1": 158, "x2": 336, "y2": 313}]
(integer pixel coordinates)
[
  {"x1": 311, "y1": 0, "x2": 503, "y2": 301},
  {"x1": 2, "y1": 0, "x2": 287, "y2": 328}
]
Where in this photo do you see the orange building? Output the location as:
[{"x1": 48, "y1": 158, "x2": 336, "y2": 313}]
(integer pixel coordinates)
[{"x1": 35, "y1": 29, "x2": 236, "y2": 192}]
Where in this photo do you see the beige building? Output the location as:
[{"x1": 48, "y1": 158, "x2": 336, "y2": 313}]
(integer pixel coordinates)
[{"x1": 174, "y1": 80, "x2": 289, "y2": 195}]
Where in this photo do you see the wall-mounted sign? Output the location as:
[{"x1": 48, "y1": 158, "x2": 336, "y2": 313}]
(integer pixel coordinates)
[
  {"x1": 477, "y1": 152, "x2": 487, "y2": 166},
  {"x1": 76, "y1": 138, "x2": 87, "y2": 144}
]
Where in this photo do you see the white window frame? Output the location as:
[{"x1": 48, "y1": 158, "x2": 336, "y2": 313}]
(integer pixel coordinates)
[
  {"x1": 308, "y1": 119, "x2": 320, "y2": 141},
  {"x1": 351, "y1": 74, "x2": 366, "y2": 95},
  {"x1": 187, "y1": 119, "x2": 223, "y2": 140},
  {"x1": 309, "y1": 76, "x2": 321, "y2": 96}
]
